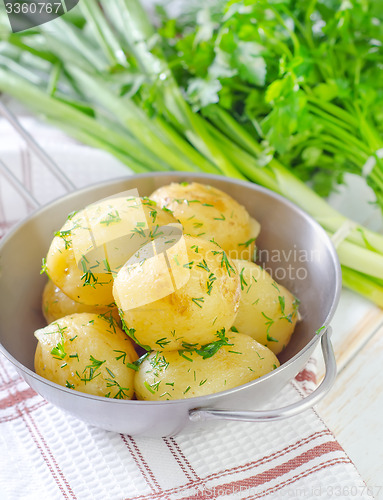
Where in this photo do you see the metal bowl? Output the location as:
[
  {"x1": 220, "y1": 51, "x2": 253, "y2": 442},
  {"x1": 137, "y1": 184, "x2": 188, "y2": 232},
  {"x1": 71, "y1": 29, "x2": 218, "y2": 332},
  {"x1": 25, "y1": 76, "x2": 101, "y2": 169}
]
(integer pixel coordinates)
[{"x1": 0, "y1": 172, "x2": 341, "y2": 436}]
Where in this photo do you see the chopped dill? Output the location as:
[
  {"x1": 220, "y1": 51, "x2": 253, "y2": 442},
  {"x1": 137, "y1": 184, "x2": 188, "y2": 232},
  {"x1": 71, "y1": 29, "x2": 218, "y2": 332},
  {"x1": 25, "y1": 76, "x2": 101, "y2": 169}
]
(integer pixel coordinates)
[
  {"x1": 261, "y1": 311, "x2": 274, "y2": 334},
  {"x1": 239, "y1": 267, "x2": 247, "y2": 290},
  {"x1": 155, "y1": 337, "x2": 171, "y2": 349},
  {"x1": 238, "y1": 237, "x2": 256, "y2": 248},
  {"x1": 206, "y1": 272, "x2": 216, "y2": 295},
  {"x1": 191, "y1": 297, "x2": 204, "y2": 308},
  {"x1": 196, "y1": 259, "x2": 210, "y2": 272},
  {"x1": 100, "y1": 210, "x2": 121, "y2": 226}
]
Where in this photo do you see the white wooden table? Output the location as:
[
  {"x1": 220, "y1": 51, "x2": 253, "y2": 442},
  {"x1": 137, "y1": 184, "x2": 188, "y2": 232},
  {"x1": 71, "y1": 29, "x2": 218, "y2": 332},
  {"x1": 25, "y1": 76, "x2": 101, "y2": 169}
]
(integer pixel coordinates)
[
  {"x1": 0, "y1": 112, "x2": 382, "y2": 498},
  {"x1": 316, "y1": 291, "x2": 383, "y2": 497},
  {"x1": 307, "y1": 176, "x2": 383, "y2": 496}
]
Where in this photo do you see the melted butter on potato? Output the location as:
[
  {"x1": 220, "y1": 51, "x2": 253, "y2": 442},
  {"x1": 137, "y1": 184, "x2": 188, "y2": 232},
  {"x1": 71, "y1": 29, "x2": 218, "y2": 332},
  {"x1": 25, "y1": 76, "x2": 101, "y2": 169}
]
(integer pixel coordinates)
[
  {"x1": 149, "y1": 182, "x2": 260, "y2": 260},
  {"x1": 34, "y1": 313, "x2": 137, "y2": 399},
  {"x1": 42, "y1": 280, "x2": 120, "y2": 325},
  {"x1": 134, "y1": 332, "x2": 280, "y2": 400},
  {"x1": 45, "y1": 196, "x2": 177, "y2": 306},
  {"x1": 113, "y1": 236, "x2": 241, "y2": 351},
  {"x1": 232, "y1": 260, "x2": 299, "y2": 354}
]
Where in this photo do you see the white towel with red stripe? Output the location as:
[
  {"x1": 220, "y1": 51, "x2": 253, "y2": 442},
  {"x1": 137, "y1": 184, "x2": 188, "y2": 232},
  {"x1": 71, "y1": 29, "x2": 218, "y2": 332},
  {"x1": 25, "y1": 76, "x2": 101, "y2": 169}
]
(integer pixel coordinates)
[
  {"x1": 0, "y1": 117, "x2": 370, "y2": 499},
  {"x1": 0, "y1": 355, "x2": 369, "y2": 500}
]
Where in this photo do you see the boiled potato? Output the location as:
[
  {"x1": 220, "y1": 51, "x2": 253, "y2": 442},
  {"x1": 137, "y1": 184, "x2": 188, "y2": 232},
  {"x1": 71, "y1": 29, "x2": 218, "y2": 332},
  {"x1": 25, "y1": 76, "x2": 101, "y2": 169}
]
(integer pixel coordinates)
[
  {"x1": 150, "y1": 182, "x2": 260, "y2": 260},
  {"x1": 42, "y1": 279, "x2": 120, "y2": 324},
  {"x1": 34, "y1": 313, "x2": 137, "y2": 399},
  {"x1": 113, "y1": 235, "x2": 241, "y2": 351},
  {"x1": 135, "y1": 332, "x2": 280, "y2": 400},
  {"x1": 45, "y1": 196, "x2": 177, "y2": 306},
  {"x1": 232, "y1": 260, "x2": 299, "y2": 354}
]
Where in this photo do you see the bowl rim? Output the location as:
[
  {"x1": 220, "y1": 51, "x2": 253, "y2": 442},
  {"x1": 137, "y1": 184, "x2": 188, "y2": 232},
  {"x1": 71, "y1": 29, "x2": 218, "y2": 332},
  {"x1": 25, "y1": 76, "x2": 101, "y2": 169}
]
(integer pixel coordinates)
[{"x1": 0, "y1": 171, "x2": 342, "y2": 405}]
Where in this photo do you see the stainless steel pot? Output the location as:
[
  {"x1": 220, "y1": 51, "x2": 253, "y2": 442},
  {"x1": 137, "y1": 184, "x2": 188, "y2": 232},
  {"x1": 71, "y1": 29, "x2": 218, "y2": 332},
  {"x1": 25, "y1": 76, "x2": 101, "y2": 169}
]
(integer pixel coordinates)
[{"x1": 0, "y1": 171, "x2": 341, "y2": 437}]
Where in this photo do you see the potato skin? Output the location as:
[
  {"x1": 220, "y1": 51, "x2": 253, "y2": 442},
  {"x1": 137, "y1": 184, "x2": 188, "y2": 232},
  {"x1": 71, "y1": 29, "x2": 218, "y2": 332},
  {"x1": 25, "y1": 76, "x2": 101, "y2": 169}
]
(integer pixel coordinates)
[
  {"x1": 232, "y1": 260, "x2": 299, "y2": 355},
  {"x1": 34, "y1": 313, "x2": 137, "y2": 399},
  {"x1": 42, "y1": 280, "x2": 119, "y2": 325},
  {"x1": 45, "y1": 222, "x2": 114, "y2": 306},
  {"x1": 150, "y1": 182, "x2": 260, "y2": 260},
  {"x1": 45, "y1": 196, "x2": 177, "y2": 306},
  {"x1": 113, "y1": 236, "x2": 241, "y2": 351},
  {"x1": 134, "y1": 332, "x2": 280, "y2": 400}
]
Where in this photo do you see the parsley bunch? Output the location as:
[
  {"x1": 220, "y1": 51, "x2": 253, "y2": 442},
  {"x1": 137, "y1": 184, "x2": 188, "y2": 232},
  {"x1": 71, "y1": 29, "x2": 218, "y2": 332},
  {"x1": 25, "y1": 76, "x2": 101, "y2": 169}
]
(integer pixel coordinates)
[{"x1": 159, "y1": 0, "x2": 383, "y2": 200}]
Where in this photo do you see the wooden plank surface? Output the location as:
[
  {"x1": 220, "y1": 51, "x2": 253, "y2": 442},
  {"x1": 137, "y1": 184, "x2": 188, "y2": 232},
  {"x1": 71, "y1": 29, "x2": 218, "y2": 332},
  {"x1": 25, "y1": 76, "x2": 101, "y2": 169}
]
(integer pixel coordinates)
[
  {"x1": 318, "y1": 325, "x2": 383, "y2": 497},
  {"x1": 316, "y1": 289, "x2": 383, "y2": 497},
  {"x1": 316, "y1": 290, "x2": 383, "y2": 379}
]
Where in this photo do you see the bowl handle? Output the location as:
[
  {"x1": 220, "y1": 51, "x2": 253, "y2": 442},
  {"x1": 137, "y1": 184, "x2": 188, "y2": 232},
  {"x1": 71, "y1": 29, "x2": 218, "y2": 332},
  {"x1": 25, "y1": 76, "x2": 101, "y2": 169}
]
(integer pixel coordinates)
[
  {"x1": 189, "y1": 327, "x2": 336, "y2": 423},
  {"x1": 0, "y1": 102, "x2": 75, "y2": 197}
]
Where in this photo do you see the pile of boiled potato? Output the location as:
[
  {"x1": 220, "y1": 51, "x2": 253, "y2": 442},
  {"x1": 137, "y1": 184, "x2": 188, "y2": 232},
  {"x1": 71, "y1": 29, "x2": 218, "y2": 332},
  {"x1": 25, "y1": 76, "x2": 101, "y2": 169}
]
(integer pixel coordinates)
[{"x1": 35, "y1": 182, "x2": 299, "y2": 401}]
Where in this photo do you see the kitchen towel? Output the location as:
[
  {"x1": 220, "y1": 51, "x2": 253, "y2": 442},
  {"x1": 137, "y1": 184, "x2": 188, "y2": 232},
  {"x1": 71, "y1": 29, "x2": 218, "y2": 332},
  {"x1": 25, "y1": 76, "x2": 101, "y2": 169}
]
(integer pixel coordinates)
[{"x1": 0, "y1": 354, "x2": 369, "y2": 500}]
